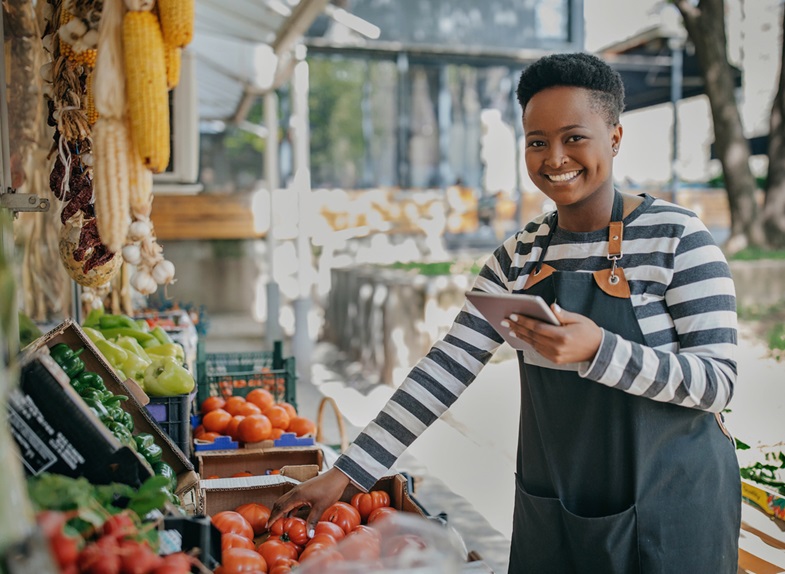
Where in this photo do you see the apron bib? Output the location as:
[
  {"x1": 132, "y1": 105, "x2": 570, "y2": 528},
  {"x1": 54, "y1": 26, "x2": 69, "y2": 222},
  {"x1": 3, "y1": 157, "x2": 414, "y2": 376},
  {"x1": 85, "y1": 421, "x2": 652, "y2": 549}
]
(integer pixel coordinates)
[{"x1": 507, "y1": 192, "x2": 740, "y2": 573}]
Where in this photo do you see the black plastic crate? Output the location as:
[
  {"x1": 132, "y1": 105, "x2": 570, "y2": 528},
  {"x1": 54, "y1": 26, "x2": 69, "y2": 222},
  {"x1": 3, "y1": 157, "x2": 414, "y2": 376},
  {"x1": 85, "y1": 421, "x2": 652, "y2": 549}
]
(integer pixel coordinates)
[
  {"x1": 195, "y1": 341, "x2": 297, "y2": 411},
  {"x1": 145, "y1": 393, "x2": 193, "y2": 458}
]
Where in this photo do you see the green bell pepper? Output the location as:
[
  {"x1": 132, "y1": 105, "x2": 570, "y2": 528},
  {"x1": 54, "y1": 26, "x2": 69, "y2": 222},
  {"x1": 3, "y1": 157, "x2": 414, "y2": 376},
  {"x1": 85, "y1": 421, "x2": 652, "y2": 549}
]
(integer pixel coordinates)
[
  {"x1": 150, "y1": 326, "x2": 174, "y2": 345},
  {"x1": 102, "y1": 394, "x2": 128, "y2": 408},
  {"x1": 83, "y1": 397, "x2": 109, "y2": 419},
  {"x1": 122, "y1": 352, "x2": 151, "y2": 386},
  {"x1": 153, "y1": 461, "x2": 178, "y2": 492},
  {"x1": 49, "y1": 343, "x2": 86, "y2": 378},
  {"x1": 134, "y1": 433, "x2": 156, "y2": 450},
  {"x1": 115, "y1": 336, "x2": 151, "y2": 362},
  {"x1": 143, "y1": 357, "x2": 195, "y2": 397},
  {"x1": 93, "y1": 339, "x2": 128, "y2": 370},
  {"x1": 138, "y1": 441, "x2": 163, "y2": 466},
  {"x1": 79, "y1": 387, "x2": 112, "y2": 404},
  {"x1": 98, "y1": 314, "x2": 139, "y2": 330},
  {"x1": 99, "y1": 328, "x2": 158, "y2": 347},
  {"x1": 71, "y1": 371, "x2": 106, "y2": 394},
  {"x1": 145, "y1": 343, "x2": 185, "y2": 365},
  {"x1": 118, "y1": 410, "x2": 134, "y2": 433},
  {"x1": 106, "y1": 405, "x2": 125, "y2": 423},
  {"x1": 106, "y1": 420, "x2": 133, "y2": 443}
]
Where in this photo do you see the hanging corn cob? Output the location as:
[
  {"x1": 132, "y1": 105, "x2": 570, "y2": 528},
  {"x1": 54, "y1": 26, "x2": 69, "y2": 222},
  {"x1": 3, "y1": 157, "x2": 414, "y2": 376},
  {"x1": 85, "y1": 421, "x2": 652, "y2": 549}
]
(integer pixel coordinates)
[
  {"x1": 128, "y1": 125, "x2": 154, "y2": 219},
  {"x1": 122, "y1": 7, "x2": 170, "y2": 172},
  {"x1": 157, "y1": 0, "x2": 194, "y2": 48},
  {"x1": 85, "y1": 71, "x2": 98, "y2": 124},
  {"x1": 164, "y1": 44, "x2": 181, "y2": 90},
  {"x1": 92, "y1": 118, "x2": 131, "y2": 253},
  {"x1": 93, "y1": 0, "x2": 126, "y2": 119},
  {"x1": 58, "y1": 3, "x2": 98, "y2": 68}
]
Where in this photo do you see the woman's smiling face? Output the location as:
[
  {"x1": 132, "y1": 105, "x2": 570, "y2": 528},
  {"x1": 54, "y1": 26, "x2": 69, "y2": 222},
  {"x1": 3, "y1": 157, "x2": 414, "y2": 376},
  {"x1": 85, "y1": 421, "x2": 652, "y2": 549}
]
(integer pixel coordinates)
[{"x1": 523, "y1": 85, "x2": 622, "y2": 212}]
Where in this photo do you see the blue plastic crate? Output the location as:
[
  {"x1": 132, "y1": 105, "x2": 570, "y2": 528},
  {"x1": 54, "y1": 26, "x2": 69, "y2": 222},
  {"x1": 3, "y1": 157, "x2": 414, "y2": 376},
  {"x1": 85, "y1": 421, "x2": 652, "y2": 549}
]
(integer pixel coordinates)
[{"x1": 145, "y1": 393, "x2": 194, "y2": 458}]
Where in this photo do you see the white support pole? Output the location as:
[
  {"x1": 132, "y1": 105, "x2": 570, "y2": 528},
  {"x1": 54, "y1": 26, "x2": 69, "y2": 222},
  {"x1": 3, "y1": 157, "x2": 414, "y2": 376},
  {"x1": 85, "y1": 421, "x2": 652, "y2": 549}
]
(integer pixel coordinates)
[
  {"x1": 265, "y1": 91, "x2": 282, "y2": 349},
  {"x1": 291, "y1": 56, "x2": 313, "y2": 383}
]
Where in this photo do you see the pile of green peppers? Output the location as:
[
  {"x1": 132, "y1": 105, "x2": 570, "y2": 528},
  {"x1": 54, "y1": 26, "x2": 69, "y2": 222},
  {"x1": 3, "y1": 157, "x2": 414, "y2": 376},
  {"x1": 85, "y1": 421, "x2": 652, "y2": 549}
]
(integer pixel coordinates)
[
  {"x1": 81, "y1": 310, "x2": 194, "y2": 397},
  {"x1": 49, "y1": 342, "x2": 180, "y2": 505}
]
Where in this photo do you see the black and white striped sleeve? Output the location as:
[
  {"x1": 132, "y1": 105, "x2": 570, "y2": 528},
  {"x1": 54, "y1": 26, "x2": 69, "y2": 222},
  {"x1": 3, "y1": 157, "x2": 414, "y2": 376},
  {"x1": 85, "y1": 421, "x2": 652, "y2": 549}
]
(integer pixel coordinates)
[
  {"x1": 580, "y1": 215, "x2": 738, "y2": 412},
  {"x1": 333, "y1": 235, "x2": 523, "y2": 490}
]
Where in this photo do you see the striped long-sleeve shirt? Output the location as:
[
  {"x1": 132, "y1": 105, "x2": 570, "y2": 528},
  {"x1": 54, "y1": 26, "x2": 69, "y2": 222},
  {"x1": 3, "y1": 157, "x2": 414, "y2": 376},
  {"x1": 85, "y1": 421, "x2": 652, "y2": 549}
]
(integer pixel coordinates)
[{"x1": 334, "y1": 195, "x2": 738, "y2": 491}]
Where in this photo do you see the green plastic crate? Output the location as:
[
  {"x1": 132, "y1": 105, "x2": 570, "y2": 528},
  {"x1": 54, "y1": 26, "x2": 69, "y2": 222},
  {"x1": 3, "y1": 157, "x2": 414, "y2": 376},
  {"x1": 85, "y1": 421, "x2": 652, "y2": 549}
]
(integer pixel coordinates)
[{"x1": 195, "y1": 341, "x2": 297, "y2": 411}]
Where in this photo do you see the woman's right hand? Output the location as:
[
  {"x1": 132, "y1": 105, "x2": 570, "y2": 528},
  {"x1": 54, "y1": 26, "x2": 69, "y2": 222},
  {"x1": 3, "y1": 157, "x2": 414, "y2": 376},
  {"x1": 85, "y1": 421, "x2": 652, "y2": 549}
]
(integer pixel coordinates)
[{"x1": 266, "y1": 467, "x2": 352, "y2": 537}]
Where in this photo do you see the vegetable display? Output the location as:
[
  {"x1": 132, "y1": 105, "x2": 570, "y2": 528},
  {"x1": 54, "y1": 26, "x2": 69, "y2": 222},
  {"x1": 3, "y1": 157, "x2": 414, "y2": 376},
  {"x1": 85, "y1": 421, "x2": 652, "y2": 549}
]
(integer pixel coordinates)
[
  {"x1": 203, "y1": 490, "x2": 405, "y2": 571},
  {"x1": 49, "y1": 340, "x2": 181, "y2": 505},
  {"x1": 29, "y1": 473, "x2": 197, "y2": 573},
  {"x1": 82, "y1": 310, "x2": 194, "y2": 396}
]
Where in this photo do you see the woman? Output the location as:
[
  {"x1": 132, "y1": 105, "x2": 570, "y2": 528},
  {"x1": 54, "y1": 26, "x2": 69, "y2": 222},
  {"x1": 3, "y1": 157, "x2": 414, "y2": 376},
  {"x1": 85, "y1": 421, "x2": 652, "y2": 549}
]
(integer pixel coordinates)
[{"x1": 268, "y1": 52, "x2": 741, "y2": 573}]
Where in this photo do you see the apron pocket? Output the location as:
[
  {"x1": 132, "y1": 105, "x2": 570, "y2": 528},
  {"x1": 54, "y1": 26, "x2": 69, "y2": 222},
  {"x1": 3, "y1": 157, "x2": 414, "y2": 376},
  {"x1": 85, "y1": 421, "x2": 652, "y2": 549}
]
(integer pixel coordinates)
[
  {"x1": 511, "y1": 479, "x2": 571, "y2": 573},
  {"x1": 512, "y1": 478, "x2": 640, "y2": 574},
  {"x1": 561, "y1": 501, "x2": 640, "y2": 574}
]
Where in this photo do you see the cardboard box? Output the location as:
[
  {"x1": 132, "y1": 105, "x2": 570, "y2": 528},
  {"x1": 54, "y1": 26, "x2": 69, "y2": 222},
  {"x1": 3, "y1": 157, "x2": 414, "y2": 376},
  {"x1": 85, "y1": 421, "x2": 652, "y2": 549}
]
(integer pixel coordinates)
[
  {"x1": 201, "y1": 475, "x2": 301, "y2": 516},
  {"x1": 10, "y1": 352, "x2": 150, "y2": 486},
  {"x1": 200, "y1": 473, "x2": 427, "y2": 520},
  {"x1": 22, "y1": 320, "x2": 201, "y2": 513},
  {"x1": 197, "y1": 446, "x2": 324, "y2": 479}
]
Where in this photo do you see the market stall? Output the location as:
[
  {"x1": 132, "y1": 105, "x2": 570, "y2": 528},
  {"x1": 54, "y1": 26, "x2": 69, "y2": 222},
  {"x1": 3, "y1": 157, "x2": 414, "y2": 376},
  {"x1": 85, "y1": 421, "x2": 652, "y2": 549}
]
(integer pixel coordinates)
[{"x1": 0, "y1": 0, "x2": 490, "y2": 570}]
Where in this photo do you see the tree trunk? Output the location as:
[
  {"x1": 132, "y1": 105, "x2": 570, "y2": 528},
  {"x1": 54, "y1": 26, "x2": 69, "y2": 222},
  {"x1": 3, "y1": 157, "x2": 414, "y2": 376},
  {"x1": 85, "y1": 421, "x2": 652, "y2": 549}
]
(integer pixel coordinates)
[
  {"x1": 675, "y1": 0, "x2": 765, "y2": 250},
  {"x1": 763, "y1": 5, "x2": 785, "y2": 248}
]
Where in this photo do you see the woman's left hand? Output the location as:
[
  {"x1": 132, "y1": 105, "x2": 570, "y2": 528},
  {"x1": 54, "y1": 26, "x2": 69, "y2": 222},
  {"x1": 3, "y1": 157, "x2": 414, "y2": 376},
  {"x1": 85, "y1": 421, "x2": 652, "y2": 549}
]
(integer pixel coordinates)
[{"x1": 502, "y1": 304, "x2": 603, "y2": 364}]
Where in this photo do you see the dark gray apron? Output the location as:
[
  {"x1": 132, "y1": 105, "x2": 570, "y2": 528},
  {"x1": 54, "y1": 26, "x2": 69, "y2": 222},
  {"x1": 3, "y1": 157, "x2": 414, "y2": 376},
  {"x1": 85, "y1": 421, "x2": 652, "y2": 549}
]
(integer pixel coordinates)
[{"x1": 508, "y1": 192, "x2": 741, "y2": 573}]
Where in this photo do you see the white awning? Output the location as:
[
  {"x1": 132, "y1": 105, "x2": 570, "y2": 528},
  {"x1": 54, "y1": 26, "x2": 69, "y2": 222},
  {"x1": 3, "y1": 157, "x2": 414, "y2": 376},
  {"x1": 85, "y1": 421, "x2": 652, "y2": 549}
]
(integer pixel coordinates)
[{"x1": 191, "y1": 0, "x2": 331, "y2": 122}]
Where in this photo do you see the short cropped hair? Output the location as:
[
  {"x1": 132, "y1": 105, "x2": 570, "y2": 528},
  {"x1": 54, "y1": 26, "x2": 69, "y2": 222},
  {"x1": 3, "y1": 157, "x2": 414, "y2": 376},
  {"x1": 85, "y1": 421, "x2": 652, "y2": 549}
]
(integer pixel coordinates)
[{"x1": 516, "y1": 52, "x2": 625, "y2": 126}]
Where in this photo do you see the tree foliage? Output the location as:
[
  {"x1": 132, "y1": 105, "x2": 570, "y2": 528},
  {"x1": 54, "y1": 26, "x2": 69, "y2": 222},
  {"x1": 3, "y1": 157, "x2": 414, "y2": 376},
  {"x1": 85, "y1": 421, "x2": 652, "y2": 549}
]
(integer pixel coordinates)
[
  {"x1": 763, "y1": 5, "x2": 785, "y2": 248},
  {"x1": 673, "y1": 0, "x2": 765, "y2": 251}
]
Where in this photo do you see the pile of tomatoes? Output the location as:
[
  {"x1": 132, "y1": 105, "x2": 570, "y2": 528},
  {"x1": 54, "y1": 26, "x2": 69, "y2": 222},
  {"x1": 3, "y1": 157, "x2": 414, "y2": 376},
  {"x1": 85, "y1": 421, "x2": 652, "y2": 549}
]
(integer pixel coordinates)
[
  {"x1": 194, "y1": 389, "x2": 317, "y2": 445},
  {"x1": 211, "y1": 489, "x2": 422, "y2": 573},
  {"x1": 37, "y1": 510, "x2": 196, "y2": 574}
]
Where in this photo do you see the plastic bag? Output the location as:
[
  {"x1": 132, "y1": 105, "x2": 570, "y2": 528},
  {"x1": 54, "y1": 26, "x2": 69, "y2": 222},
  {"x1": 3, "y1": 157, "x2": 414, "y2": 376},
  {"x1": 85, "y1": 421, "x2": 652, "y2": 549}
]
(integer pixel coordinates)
[{"x1": 296, "y1": 511, "x2": 466, "y2": 574}]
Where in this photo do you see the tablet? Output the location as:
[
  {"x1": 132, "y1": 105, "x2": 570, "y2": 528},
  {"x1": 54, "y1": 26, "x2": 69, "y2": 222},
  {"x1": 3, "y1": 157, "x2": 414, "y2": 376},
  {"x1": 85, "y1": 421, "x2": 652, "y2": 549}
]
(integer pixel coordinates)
[{"x1": 465, "y1": 291, "x2": 560, "y2": 352}]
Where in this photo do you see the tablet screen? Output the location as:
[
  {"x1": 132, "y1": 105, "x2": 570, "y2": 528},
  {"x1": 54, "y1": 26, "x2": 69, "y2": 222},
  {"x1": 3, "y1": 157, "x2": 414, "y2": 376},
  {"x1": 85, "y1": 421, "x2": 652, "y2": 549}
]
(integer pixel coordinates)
[{"x1": 465, "y1": 291, "x2": 560, "y2": 352}]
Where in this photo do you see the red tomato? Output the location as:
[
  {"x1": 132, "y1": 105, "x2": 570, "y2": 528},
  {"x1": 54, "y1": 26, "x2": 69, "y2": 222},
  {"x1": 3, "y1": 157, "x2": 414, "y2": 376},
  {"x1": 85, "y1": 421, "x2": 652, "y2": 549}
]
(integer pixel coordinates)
[
  {"x1": 298, "y1": 542, "x2": 343, "y2": 565},
  {"x1": 367, "y1": 506, "x2": 397, "y2": 525},
  {"x1": 268, "y1": 558, "x2": 299, "y2": 574},
  {"x1": 201, "y1": 396, "x2": 226, "y2": 414},
  {"x1": 222, "y1": 533, "x2": 255, "y2": 553},
  {"x1": 269, "y1": 517, "x2": 309, "y2": 547},
  {"x1": 198, "y1": 432, "x2": 223, "y2": 443},
  {"x1": 351, "y1": 490, "x2": 391, "y2": 522},
  {"x1": 235, "y1": 503, "x2": 271, "y2": 536},
  {"x1": 341, "y1": 525, "x2": 381, "y2": 561},
  {"x1": 303, "y1": 533, "x2": 337, "y2": 549},
  {"x1": 320, "y1": 501, "x2": 361, "y2": 534},
  {"x1": 153, "y1": 551, "x2": 192, "y2": 574},
  {"x1": 256, "y1": 539, "x2": 298, "y2": 567},
  {"x1": 212, "y1": 511, "x2": 255, "y2": 540},
  {"x1": 218, "y1": 548, "x2": 267, "y2": 573},
  {"x1": 313, "y1": 520, "x2": 346, "y2": 541},
  {"x1": 287, "y1": 416, "x2": 316, "y2": 437}
]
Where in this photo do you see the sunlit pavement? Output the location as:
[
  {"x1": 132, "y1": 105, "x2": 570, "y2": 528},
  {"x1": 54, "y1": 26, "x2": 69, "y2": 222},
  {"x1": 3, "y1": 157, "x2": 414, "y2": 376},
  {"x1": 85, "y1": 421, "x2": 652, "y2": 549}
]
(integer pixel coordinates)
[{"x1": 205, "y1": 316, "x2": 783, "y2": 574}]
